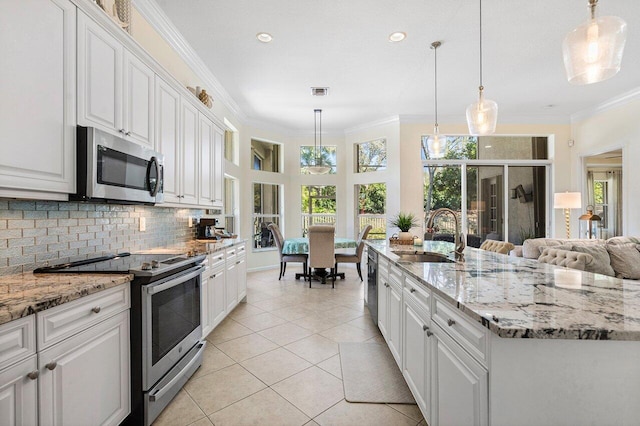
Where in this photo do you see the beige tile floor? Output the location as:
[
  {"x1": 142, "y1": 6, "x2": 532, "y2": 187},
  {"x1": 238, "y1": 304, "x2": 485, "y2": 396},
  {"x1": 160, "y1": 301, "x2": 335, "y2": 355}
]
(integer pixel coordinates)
[{"x1": 153, "y1": 265, "x2": 426, "y2": 426}]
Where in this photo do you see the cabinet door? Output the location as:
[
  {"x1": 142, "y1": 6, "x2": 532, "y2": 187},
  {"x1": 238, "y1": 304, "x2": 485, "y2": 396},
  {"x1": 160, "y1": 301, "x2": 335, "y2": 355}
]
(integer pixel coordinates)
[
  {"x1": 39, "y1": 312, "x2": 130, "y2": 426},
  {"x1": 387, "y1": 282, "x2": 403, "y2": 367},
  {"x1": 201, "y1": 272, "x2": 212, "y2": 338},
  {"x1": 377, "y1": 276, "x2": 388, "y2": 338},
  {"x1": 155, "y1": 78, "x2": 180, "y2": 203},
  {"x1": 402, "y1": 299, "x2": 430, "y2": 418},
  {"x1": 212, "y1": 125, "x2": 225, "y2": 207},
  {"x1": 199, "y1": 114, "x2": 214, "y2": 206},
  {"x1": 180, "y1": 101, "x2": 199, "y2": 205},
  {"x1": 210, "y1": 268, "x2": 226, "y2": 328},
  {"x1": 225, "y1": 261, "x2": 238, "y2": 312},
  {"x1": 0, "y1": 355, "x2": 38, "y2": 426},
  {"x1": 236, "y1": 256, "x2": 247, "y2": 301},
  {"x1": 432, "y1": 326, "x2": 488, "y2": 426},
  {"x1": 77, "y1": 12, "x2": 122, "y2": 133},
  {"x1": 0, "y1": 0, "x2": 75, "y2": 195},
  {"x1": 123, "y1": 50, "x2": 155, "y2": 147}
]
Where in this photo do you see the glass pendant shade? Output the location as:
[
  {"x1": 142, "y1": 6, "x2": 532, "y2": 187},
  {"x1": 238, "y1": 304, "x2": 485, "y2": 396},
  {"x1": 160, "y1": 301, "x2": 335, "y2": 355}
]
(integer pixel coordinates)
[
  {"x1": 563, "y1": 15, "x2": 627, "y2": 85},
  {"x1": 306, "y1": 164, "x2": 332, "y2": 175},
  {"x1": 426, "y1": 128, "x2": 445, "y2": 159},
  {"x1": 306, "y1": 109, "x2": 331, "y2": 175},
  {"x1": 466, "y1": 89, "x2": 498, "y2": 136}
]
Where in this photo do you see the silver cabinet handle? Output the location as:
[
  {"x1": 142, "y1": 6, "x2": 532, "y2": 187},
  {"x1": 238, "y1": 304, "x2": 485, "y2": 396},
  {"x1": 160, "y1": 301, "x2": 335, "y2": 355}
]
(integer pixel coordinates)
[
  {"x1": 118, "y1": 129, "x2": 125, "y2": 134},
  {"x1": 447, "y1": 318, "x2": 456, "y2": 327},
  {"x1": 422, "y1": 325, "x2": 429, "y2": 331},
  {"x1": 27, "y1": 371, "x2": 39, "y2": 380},
  {"x1": 236, "y1": 260, "x2": 241, "y2": 265},
  {"x1": 46, "y1": 362, "x2": 57, "y2": 371},
  {"x1": 92, "y1": 306, "x2": 101, "y2": 314},
  {"x1": 125, "y1": 131, "x2": 131, "y2": 136},
  {"x1": 410, "y1": 288, "x2": 416, "y2": 293},
  {"x1": 426, "y1": 331, "x2": 433, "y2": 337}
]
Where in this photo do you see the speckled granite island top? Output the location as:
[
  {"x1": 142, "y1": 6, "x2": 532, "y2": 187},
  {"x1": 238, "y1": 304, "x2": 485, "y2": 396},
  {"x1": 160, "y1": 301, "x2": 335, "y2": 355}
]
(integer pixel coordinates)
[
  {"x1": 0, "y1": 272, "x2": 132, "y2": 326},
  {"x1": 135, "y1": 238, "x2": 247, "y2": 255},
  {"x1": 367, "y1": 240, "x2": 640, "y2": 340}
]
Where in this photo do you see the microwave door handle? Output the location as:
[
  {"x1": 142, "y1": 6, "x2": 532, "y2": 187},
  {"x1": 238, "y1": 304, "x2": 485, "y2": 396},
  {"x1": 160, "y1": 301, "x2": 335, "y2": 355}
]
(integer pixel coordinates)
[{"x1": 147, "y1": 156, "x2": 160, "y2": 197}]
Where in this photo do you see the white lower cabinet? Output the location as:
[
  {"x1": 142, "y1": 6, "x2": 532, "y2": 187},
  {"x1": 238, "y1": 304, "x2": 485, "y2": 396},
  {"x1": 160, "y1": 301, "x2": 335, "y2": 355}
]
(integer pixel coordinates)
[
  {"x1": 431, "y1": 324, "x2": 488, "y2": 426},
  {"x1": 210, "y1": 266, "x2": 227, "y2": 328},
  {"x1": 38, "y1": 311, "x2": 130, "y2": 426},
  {"x1": 377, "y1": 258, "x2": 389, "y2": 338},
  {"x1": 236, "y1": 245, "x2": 247, "y2": 301},
  {"x1": 225, "y1": 248, "x2": 239, "y2": 312},
  {"x1": 200, "y1": 269, "x2": 211, "y2": 338},
  {"x1": 0, "y1": 355, "x2": 38, "y2": 426},
  {"x1": 402, "y1": 295, "x2": 432, "y2": 422},
  {"x1": 386, "y1": 271, "x2": 403, "y2": 367}
]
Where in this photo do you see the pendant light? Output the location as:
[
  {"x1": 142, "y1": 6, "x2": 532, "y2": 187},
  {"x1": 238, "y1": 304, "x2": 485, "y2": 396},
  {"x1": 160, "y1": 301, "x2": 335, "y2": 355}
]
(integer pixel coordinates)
[
  {"x1": 563, "y1": 0, "x2": 627, "y2": 85},
  {"x1": 426, "y1": 41, "x2": 445, "y2": 159},
  {"x1": 306, "y1": 109, "x2": 331, "y2": 175},
  {"x1": 466, "y1": 0, "x2": 498, "y2": 136}
]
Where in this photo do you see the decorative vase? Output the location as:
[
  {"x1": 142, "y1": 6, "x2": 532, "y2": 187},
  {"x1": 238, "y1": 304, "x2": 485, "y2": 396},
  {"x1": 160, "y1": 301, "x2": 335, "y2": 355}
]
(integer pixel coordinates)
[{"x1": 398, "y1": 231, "x2": 413, "y2": 241}]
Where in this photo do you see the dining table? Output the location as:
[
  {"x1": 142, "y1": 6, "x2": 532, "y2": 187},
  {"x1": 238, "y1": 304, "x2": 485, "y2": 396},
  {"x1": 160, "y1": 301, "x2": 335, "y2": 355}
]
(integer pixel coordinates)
[{"x1": 282, "y1": 237, "x2": 358, "y2": 282}]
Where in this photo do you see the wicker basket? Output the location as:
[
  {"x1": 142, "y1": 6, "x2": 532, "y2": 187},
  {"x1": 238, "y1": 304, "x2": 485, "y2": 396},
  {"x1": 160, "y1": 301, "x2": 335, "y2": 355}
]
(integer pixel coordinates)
[{"x1": 389, "y1": 237, "x2": 414, "y2": 245}]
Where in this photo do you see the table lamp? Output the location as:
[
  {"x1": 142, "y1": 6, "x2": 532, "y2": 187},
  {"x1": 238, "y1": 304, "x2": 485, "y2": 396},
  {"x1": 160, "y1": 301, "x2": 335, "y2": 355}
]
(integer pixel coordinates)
[{"x1": 554, "y1": 192, "x2": 581, "y2": 239}]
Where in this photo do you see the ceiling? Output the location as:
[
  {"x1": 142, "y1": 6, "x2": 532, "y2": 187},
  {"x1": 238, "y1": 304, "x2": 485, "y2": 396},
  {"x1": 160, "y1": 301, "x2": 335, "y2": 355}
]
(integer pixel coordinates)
[{"x1": 153, "y1": 0, "x2": 640, "y2": 133}]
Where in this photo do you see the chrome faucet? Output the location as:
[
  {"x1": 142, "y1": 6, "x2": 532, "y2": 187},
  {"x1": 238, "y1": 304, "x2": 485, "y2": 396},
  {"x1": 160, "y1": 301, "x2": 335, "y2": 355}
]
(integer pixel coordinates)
[{"x1": 425, "y1": 208, "x2": 465, "y2": 261}]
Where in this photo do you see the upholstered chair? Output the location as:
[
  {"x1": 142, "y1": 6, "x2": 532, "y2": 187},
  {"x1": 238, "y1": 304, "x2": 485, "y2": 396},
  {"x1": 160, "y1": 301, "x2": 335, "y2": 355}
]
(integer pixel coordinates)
[
  {"x1": 335, "y1": 224, "x2": 372, "y2": 281},
  {"x1": 268, "y1": 223, "x2": 308, "y2": 280},
  {"x1": 479, "y1": 240, "x2": 515, "y2": 255},
  {"x1": 538, "y1": 248, "x2": 593, "y2": 271},
  {"x1": 308, "y1": 225, "x2": 336, "y2": 288}
]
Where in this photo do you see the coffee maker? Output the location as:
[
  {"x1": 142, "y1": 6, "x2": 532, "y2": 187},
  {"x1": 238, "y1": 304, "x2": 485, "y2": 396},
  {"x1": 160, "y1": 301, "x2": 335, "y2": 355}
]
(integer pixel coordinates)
[{"x1": 196, "y1": 218, "x2": 219, "y2": 239}]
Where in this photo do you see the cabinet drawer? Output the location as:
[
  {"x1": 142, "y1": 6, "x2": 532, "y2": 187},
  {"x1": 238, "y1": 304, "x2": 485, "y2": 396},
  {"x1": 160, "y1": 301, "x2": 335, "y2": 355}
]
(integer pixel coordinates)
[
  {"x1": 37, "y1": 283, "x2": 130, "y2": 350},
  {"x1": 225, "y1": 247, "x2": 237, "y2": 261},
  {"x1": 404, "y1": 276, "x2": 431, "y2": 316},
  {"x1": 432, "y1": 294, "x2": 489, "y2": 367},
  {"x1": 235, "y1": 244, "x2": 246, "y2": 258},
  {"x1": 0, "y1": 316, "x2": 36, "y2": 371},
  {"x1": 379, "y1": 257, "x2": 389, "y2": 278},
  {"x1": 388, "y1": 265, "x2": 403, "y2": 291},
  {"x1": 209, "y1": 251, "x2": 225, "y2": 270}
]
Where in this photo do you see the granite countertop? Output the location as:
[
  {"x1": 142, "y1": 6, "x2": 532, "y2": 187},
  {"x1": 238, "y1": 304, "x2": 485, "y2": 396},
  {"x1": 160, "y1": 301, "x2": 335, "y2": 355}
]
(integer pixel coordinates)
[
  {"x1": 0, "y1": 272, "x2": 132, "y2": 326},
  {"x1": 0, "y1": 238, "x2": 248, "y2": 327},
  {"x1": 367, "y1": 240, "x2": 640, "y2": 341}
]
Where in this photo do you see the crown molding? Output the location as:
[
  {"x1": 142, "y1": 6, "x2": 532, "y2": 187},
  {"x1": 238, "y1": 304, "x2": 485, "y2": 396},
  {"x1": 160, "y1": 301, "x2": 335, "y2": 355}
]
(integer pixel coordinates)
[
  {"x1": 571, "y1": 87, "x2": 640, "y2": 123},
  {"x1": 133, "y1": 0, "x2": 245, "y2": 121}
]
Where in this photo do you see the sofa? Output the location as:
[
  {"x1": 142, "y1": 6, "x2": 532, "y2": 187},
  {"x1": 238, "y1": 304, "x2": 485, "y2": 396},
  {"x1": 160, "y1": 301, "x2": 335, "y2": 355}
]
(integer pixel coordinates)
[{"x1": 512, "y1": 236, "x2": 640, "y2": 279}]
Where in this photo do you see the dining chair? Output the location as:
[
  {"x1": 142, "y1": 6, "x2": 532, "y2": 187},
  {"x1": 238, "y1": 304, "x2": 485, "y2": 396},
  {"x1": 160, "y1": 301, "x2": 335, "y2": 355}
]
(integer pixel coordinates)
[
  {"x1": 335, "y1": 224, "x2": 372, "y2": 281},
  {"x1": 268, "y1": 223, "x2": 308, "y2": 280},
  {"x1": 308, "y1": 225, "x2": 336, "y2": 288}
]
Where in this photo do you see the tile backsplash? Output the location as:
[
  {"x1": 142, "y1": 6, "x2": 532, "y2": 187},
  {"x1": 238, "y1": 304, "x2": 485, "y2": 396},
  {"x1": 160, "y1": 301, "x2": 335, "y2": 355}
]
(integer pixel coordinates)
[{"x1": 0, "y1": 199, "x2": 203, "y2": 275}]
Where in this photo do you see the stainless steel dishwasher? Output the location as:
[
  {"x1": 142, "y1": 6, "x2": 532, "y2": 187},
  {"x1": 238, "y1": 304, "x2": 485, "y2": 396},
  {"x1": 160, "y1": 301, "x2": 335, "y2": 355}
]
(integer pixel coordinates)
[{"x1": 367, "y1": 249, "x2": 378, "y2": 325}]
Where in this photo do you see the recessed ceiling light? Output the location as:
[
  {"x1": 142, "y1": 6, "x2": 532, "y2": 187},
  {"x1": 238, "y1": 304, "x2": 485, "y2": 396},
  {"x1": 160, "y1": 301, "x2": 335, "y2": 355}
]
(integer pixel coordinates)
[
  {"x1": 256, "y1": 32, "x2": 273, "y2": 43},
  {"x1": 544, "y1": 104, "x2": 556, "y2": 109},
  {"x1": 485, "y1": 145, "x2": 492, "y2": 149},
  {"x1": 388, "y1": 32, "x2": 406, "y2": 43}
]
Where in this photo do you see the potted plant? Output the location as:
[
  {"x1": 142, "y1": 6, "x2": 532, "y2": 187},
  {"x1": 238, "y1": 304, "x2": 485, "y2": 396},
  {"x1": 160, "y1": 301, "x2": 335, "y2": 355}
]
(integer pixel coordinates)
[{"x1": 390, "y1": 212, "x2": 420, "y2": 241}]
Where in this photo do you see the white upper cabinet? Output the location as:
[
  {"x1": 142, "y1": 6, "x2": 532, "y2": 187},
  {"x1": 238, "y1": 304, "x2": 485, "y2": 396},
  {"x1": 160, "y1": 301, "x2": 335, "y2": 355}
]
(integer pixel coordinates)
[
  {"x1": 0, "y1": 0, "x2": 76, "y2": 197},
  {"x1": 199, "y1": 114, "x2": 214, "y2": 205},
  {"x1": 155, "y1": 78, "x2": 181, "y2": 203},
  {"x1": 180, "y1": 100, "x2": 199, "y2": 205},
  {"x1": 212, "y1": 125, "x2": 224, "y2": 207},
  {"x1": 78, "y1": 12, "x2": 155, "y2": 148},
  {"x1": 123, "y1": 50, "x2": 155, "y2": 147}
]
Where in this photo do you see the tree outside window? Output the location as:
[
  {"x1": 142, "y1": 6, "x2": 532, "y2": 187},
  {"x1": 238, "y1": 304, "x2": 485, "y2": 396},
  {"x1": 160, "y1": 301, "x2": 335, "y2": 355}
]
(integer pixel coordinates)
[
  {"x1": 300, "y1": 146, "x2": 337, "y2": 174},
  {"x1": 301, "y1": 185, "x2": 336, "y2": 235},
  {"x1": 356, "y1": 139, "x2": 387, "y2": 173},
  {"x1": 356, "y1": 183, "x2": 386, "y2": 239}
]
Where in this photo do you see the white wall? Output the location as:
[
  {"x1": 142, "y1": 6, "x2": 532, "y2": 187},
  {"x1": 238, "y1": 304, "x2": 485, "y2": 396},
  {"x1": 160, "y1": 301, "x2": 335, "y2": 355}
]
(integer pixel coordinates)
[{"x1": 571, "y1": 99, "x2": 640, "y2": 236}]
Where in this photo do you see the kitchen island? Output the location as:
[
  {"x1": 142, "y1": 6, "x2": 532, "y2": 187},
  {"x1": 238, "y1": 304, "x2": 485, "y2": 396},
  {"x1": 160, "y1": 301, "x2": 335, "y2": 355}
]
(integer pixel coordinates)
[{"x1": 367, "y1": 240, "x2": 640, "y2": 426}]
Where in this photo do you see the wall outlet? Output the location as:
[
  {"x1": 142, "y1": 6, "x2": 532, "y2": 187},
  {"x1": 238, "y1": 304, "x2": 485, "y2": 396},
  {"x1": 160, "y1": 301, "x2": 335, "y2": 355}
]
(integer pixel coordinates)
[
  {"x1": 139, "y1": 217, "x2": 146, "y2": 232},
  {"x1": 188, "y1": 216, "x2": 193, "y2": 228}
]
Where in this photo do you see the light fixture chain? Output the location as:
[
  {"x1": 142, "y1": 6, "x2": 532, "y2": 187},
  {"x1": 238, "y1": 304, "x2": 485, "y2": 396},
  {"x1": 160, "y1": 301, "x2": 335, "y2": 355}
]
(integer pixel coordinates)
[
  {"x1": 434, "y1": 43, "x2": 438, "y2": 127},
  {"x1": 589, "y1": 0, "x2": 598, "y2": 20},
  {"x1": 479, "y1": 0, "x2": 483, "y2": 88}
]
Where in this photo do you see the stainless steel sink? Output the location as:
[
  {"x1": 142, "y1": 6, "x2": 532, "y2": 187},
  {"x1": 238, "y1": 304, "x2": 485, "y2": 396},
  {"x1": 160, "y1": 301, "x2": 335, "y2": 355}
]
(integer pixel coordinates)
[{"x1": 391, "y1": 251, "x2": 454, "y2": 263}]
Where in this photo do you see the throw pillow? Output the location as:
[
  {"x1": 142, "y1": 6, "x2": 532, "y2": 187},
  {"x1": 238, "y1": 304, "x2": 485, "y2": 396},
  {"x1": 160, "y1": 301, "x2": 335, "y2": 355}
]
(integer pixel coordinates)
[
  {"x1": 606, "y1": 243, "x2": 640, "y2": 279},
  {"x1": 538, "y1": 243, "x2": 573, "y2": 256},
  {"x1": 538, "y1": 248, "x2": 592, "y2": 271},
  {"x1": 570, "y1": 244, "x2": 615, "y2": 277},
  {"x1": 522, "y1": 239, "x2": 564, "y2": 259}
]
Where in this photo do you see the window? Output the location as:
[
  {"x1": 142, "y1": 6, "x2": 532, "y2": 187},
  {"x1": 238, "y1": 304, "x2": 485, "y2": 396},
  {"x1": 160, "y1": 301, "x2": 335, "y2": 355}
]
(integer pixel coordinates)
[
  {"x1": 251, "y1": 139, "x2": 281, "y2": 172},
  {"x1": 423, "y1": 136, "x2": 550, "y2": 247},
  {"x1": 224, "y1": 177, "x2": 237, "y2": 233},
  {"x1": 252, "y1": 183, "x2": 281, "y2": 250},
  {"x1": 300, "y1": 146, "x2": 337, "y2": 174},
  {"x1": 224, "y1": 130, "x2": 235, "y2": 163},
  {"x1": 301, "y1": 185, "x2": 336, "y2": 235},
  {"x1": 356, "y1": 139, "x2": 387, "y2": 173},
  {"x1": 356, "y1": 183, "x2": 386, "y2": 239}
]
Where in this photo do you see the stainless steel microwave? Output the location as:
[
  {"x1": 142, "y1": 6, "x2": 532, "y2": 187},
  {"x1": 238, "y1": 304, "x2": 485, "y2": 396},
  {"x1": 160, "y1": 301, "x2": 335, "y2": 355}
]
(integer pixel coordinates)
[{"x1": 73, "y1": 126, "x2": 164, "y2": 205}]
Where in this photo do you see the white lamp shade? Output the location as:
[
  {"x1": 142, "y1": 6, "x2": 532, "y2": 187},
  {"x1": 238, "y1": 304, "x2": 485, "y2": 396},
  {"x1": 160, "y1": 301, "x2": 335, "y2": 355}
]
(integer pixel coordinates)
[
  {"x1": 466, "y1": 92, "x2": 498, "y2": 136},
  {"x1": 306, "y1": 165, "x2": 331, "y2": 175},
  {"x1": 426, "y1": 134, "x2": 446, "y2": 159},
  {"x1": 554, "y1": 192, "x2": 582, "y2": 209},
  {"x1": 563, "y1": 15, "x2": 627, "y2": 85}
]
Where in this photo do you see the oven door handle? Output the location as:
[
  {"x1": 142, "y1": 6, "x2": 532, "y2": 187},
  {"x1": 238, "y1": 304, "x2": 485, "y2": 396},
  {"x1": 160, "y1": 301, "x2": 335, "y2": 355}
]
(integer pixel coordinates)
[
  {"x1": 149, "y1": 341, "x2": 206, "y2": 402},
  {"x1": 145, "y1": 266, "x2": 203, "y2": 295}
]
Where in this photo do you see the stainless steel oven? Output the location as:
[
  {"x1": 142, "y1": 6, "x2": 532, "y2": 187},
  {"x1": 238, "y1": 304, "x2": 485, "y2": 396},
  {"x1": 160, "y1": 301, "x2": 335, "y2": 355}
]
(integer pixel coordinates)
[{"x1": 74, "y1": 126, "x2": 164, "y2": 204}]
